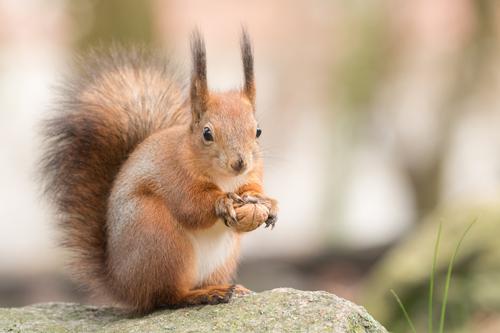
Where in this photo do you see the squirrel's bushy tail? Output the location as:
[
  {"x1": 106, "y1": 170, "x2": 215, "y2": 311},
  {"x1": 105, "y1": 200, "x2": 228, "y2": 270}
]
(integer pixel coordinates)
[{"x1": 40, "y1": 46, "x2": 186, "y2": 292}]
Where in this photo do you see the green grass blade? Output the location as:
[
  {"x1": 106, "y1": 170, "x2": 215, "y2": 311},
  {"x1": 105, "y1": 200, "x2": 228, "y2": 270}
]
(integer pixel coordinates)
[
  {"x1": 438, "y1": 219, "x2": 477, "y2": 333},
  {"x1": 390, "y1": 289, "x2": 417, "y2": 333},
  {"x1": 429, "y1": 220, "x2": 443, "y2": 333}
]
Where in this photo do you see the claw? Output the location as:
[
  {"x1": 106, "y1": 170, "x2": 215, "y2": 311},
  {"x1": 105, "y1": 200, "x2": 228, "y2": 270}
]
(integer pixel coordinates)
[
  {"x1": 228, "y1": 206, "x2": 238, "y2": 223},
  {"x1": 223, "y1": 210, "x2": 237, "y2": 228},
  {"x1": 241, "y1": 194, "x2": 259, "y2": 204},
  {"x1": 228, "y1": 192, "x2": 244, "y2": 204},
  {"x1": 265, "y1": 215, "x2": 277, "y2": 229}
]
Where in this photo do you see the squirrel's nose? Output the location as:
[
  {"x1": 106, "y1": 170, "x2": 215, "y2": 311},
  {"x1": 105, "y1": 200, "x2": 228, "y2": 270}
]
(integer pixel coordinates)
[{"x1": 231, "y1": 157, "x2": 246, "y2": 173}]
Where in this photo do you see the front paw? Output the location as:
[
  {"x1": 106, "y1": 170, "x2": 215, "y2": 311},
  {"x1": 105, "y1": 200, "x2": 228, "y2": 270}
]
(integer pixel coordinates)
[
  {"x1": 215, "y1": 193, "x2": 244, "y2": 227},
  {"x1": 241, "y1": 194, "x2": 279, "y2": 229}
]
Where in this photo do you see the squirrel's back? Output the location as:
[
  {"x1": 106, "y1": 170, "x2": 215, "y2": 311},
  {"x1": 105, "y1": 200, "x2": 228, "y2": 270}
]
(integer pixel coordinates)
[{"x1": 41, "y1": 46, "x2": 187, "y2": 292}]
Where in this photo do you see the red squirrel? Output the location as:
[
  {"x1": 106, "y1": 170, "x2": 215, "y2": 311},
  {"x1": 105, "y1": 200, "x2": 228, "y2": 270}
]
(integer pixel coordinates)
[{"x1": 40, "y1": 30, "x2": 278, "y2": 313}]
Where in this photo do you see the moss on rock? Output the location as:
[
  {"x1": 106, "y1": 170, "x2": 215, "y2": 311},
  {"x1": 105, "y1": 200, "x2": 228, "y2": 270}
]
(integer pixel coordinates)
[{"x1": 0, "y1": 288, "x2": 387, "y2": 333}]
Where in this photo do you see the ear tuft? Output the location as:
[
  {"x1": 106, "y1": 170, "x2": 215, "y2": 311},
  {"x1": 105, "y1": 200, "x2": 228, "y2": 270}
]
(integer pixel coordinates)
[
  {"x1": 240, "y1": 28, "x2": 255, "y2": 107},
  {"x1": 190, "y1": 29, "x2": 209, "y2": 122}
]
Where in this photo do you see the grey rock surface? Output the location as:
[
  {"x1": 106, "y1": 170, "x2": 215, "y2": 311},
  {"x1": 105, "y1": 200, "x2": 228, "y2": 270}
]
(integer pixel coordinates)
[{"x1": 0, "y1": 288, "x2": 387, "y2": 333}]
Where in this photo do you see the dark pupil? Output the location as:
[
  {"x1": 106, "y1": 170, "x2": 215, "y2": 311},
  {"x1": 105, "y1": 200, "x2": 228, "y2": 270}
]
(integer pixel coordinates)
[
  {"x1": 256, "y1": 128, "x2": 262, "y2": 138},
  {"x1": 203, "y1": 127, "x2": 213, "y2": 141}
]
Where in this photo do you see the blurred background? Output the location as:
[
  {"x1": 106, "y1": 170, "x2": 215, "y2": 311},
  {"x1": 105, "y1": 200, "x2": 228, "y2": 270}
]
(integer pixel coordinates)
[{"x1": 1, "y1": 0, "x2": 500, "y2": 332}]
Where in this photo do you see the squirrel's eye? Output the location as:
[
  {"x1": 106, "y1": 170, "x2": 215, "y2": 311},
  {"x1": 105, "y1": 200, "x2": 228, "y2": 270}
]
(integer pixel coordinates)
[
  {"x1": 203, "y1": 127, "x2": 214, "y2": 142},
  {"x1": 256, "y1": 127, "x2": 262, "y2": 138}
]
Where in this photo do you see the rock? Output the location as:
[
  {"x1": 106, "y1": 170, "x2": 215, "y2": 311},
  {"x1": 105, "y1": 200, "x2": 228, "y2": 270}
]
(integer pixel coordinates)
[{"x1": 0, "y1": 288, "x2": 387, "y2": 333}]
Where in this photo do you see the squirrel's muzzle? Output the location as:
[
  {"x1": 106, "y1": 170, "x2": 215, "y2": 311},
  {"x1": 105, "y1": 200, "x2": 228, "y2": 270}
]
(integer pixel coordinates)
[{"x1": 230, "y1": 156, "x2": 247, "y2": 174}]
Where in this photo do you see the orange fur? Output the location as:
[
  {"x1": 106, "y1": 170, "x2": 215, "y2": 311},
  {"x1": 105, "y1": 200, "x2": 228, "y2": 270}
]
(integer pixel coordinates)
[{"x1": 41, "y1": 32, "x2": 278, "y2": 314}]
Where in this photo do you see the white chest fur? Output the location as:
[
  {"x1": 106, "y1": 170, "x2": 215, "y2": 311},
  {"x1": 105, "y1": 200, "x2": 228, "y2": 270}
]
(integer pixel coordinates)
[
  {"x1": 188, "y1": 222, "x2": 236, "y2": 286},
  {"x1": 213, "y1": 173, "x2": 249, "y2": 193},
  {"x1": 188, "y1": 173, "x2": 247, "y2": 286}
]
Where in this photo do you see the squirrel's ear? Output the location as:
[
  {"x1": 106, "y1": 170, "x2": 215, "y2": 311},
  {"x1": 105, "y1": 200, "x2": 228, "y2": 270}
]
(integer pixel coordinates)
[
  {"x1": 190, "y1": 30, "x2": 209, "y2": 122},
  {"x1": 240, "y1": 28, "x2": 255, "y2": 108}
]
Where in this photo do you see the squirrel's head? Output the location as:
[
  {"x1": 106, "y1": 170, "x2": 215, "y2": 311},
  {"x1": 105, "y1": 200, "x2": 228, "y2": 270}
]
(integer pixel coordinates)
[{"x1": 188, "y1": 30, "x2": 261, "y2": 178}]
